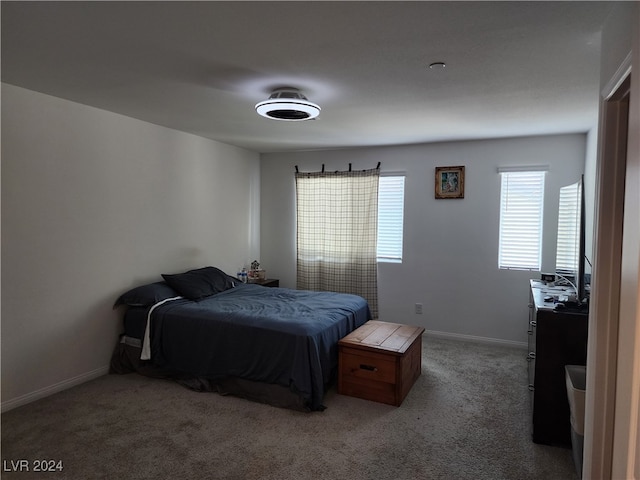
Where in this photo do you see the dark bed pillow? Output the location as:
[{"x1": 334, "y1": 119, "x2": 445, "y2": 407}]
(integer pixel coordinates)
[
  {"x1": 161, "y1": 266, "x2": 235, "y2": 301},
  {"x1": 113, "y1": 281, "x2": 180, "y2": 308}
]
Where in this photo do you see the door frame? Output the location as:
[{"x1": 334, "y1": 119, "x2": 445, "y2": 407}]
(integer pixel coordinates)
[{"x1": 583, "y1": 56, "x2": 631, "y2": 479}]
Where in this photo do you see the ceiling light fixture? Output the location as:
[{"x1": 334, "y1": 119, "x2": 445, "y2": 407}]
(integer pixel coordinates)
[
  {"x1": 255, "y1": 87, "x2": 321, "y2": 121},
  {"x1": 429, "y1": 62, "x2": 446, "y2": 69}
]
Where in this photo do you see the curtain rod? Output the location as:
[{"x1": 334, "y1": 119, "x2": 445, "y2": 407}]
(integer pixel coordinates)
[{"x1": 294, "y1": 162, "x2": 381, "y2": 174}]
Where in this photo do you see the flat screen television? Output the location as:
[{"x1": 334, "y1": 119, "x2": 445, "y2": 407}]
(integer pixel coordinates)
[{"x1": 555, "y1": 175, "x2": 588, "y2": 308}]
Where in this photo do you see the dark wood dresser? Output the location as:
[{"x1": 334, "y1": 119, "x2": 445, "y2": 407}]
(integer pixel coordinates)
[{"x1": 528, "y1": 279, "x2": 588, "y2": 445}]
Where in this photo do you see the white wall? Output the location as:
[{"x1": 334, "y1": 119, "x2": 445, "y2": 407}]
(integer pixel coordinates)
[
  {"x1": 1, "y1": 84, "x2": 260, "y2": 410},
  {"x1": 261, "y1": 134, "x2": 586, "y2": 344},
  {"x1": 584, "y1": 127, "x2": 598, "y2": 266}
]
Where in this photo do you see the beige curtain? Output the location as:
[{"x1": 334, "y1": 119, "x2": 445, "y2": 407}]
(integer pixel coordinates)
[{"x1": 295, "y1": 167, "x2": 379, "y2": 318}]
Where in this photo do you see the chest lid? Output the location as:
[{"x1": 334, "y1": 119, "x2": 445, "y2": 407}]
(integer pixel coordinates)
[{"x1": 339, "y1": 320, "x2": 424, "y2": 356}]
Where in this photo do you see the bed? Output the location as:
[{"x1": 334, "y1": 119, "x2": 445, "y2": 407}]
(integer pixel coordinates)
[{"x1": 110, "y1": 266, "x2": 371, "y2": 411}]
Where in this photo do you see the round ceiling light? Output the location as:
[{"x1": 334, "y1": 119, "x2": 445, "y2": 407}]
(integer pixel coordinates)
[{"x1": 255, "y1": 88, "x2": 321, "y2": 121}]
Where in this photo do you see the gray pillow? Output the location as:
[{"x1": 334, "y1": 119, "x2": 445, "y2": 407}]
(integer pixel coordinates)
[
  {"x1": 161, "y1": 266, "x2": 235, "y2": 301},
  {"x1": 113, "y1": 281, "x2": 179, "y2": 308}
]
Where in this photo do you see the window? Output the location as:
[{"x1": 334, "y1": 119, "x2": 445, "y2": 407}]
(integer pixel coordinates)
[
  {"x1": 498, "y1": 169, "x2": 546, "y2": 270},
  {"x1": 377, "y1": 175, "x2": 405, "y2": 262}
]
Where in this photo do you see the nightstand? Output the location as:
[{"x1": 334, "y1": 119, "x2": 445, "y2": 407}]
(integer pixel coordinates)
[{"x1": 249, "y1": 278, "x2": 279, "y2": 288}]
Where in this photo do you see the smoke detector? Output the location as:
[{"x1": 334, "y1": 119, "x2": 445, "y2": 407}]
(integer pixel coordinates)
[{"x1": 255, "y1": 88, "x2": 321, "y2": 121}]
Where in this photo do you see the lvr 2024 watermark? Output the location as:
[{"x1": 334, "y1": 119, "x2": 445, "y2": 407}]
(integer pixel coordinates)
[{"x1": 3, "y1": 459, "x2": 64, "y2": 473}]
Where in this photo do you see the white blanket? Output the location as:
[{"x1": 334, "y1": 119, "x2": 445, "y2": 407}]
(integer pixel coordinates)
[{"x1": 140, "y1": 296, "x2": 182, "y2": 360}]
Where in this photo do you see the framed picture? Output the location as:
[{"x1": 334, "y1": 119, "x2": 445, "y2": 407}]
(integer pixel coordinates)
[{"x1": 435, "y1": 166, "x2": 465, "y2": 199}]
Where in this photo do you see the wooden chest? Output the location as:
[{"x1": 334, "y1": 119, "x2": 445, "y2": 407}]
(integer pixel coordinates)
[{"x1": 338, "y1": 320, "x2": 425, "y2": 406}]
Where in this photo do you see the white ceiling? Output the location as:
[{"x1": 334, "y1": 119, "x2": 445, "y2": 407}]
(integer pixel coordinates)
[{"x1": 1, "y1": 1, "x2": 615, "y2": 153}]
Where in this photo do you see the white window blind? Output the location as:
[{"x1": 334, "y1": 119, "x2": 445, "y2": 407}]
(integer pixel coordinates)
[
  {"x1": 498, "y1": 170, "x2": 546, "y2": 270},
  {"x1": 555, "y1": 181, "x2": 581, "y2": 272},
  {"x1": 377, "y1": 175, "x2": 405, "y2": 262}
]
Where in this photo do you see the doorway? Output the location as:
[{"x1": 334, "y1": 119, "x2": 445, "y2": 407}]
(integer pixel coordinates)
[{"x1": 583, "y1": 72, "x2": 630, "y2": 478}]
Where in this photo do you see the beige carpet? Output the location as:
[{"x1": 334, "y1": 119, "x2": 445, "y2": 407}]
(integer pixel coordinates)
[{"x1": 1, "y1": 336, "x2": 578, "y2": 479}]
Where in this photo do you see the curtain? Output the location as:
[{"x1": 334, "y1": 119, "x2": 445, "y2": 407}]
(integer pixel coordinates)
[{"x1": 295, "y1": 167, "x2": 379, "y2": 318}]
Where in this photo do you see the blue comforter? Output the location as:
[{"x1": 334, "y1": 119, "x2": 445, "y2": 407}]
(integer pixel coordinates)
[{"x1": 149, "y1": 283, "x2": 370, "y2": 410}]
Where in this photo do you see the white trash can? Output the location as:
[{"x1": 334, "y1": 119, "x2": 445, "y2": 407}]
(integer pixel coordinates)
[{"x1": 565, "y1": 365, "x2": 586, "y2": 478}]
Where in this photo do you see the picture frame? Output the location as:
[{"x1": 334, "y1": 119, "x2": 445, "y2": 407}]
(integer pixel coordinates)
[{"x1": 435, "y1": 166, "x2": 465, "y2": 199}]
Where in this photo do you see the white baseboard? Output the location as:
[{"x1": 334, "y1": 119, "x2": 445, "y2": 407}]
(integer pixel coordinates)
[
  {"x1": 424, "y1": 329, "x2": 527, "y2": 349},
  {"x1": 1, "y1": 365, "x2": 110, "y2": 413}
]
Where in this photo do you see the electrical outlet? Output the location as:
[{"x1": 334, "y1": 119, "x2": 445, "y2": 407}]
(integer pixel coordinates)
[{"x1": 415, "y1": 303, "x2": 423, "y2": 314}]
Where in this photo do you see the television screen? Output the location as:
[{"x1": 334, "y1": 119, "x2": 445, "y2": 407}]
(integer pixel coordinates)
[{"x1": 555, "y1": 175, "x2": 587, "y2": 306}]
